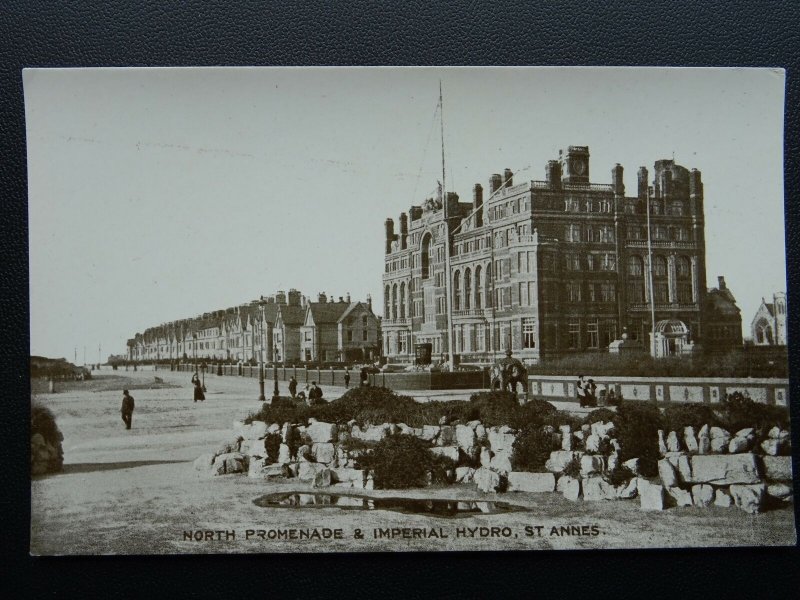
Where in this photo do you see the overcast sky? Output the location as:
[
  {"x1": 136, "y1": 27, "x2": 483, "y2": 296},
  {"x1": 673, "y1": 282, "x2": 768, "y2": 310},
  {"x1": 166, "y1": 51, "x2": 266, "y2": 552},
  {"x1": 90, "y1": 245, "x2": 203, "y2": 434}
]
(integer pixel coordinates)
[{"x1": 25, "y1": 66, "x2": 785, "y2": 362}]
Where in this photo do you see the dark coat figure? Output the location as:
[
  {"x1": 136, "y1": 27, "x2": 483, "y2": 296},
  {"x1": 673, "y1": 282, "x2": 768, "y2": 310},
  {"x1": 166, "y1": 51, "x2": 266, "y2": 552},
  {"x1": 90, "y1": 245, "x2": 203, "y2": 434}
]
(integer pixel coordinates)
[
  {"x1": 308, "y1": 382, "x2": 323, "y2": 405},
  {"x1": 498, "y1": 350, "x2": 528, "y2": 397},
  {"x1": 360, "y1": 368, "x2": 369, "y2": 386},
  {"x1": 192, "y1": 373, "x2": 205, "y2": 402},
  {"x1": 121, "y1": 390, "x2": 135, "y2": 430},
  {"x1": 288, "y1": 376, "x2": 298, "y2": 398},
  {"x1": 344, "y1": 370, "x2": 351, "y2": 388}
]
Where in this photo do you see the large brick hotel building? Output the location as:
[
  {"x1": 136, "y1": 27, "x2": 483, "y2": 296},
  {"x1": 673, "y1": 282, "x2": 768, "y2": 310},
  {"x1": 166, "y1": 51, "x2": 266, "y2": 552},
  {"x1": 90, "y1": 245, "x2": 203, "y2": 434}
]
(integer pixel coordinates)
[{"x1": 382, "y1": 145, "x2": 740, "y2": 365}]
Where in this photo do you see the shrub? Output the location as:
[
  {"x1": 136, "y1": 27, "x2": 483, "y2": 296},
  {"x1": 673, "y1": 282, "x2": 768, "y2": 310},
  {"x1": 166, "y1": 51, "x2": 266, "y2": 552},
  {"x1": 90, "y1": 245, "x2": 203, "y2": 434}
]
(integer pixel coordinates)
[
  {"x1": 541, "y1": 410, "x2": 584, "y2": 431},
  {"x1": 716, "y1": 392, "x2": 790, "y2": 434},
  {"x1": 662, "y1": 404, "x2": 720, "y2": 432},
  {"x1": 244, "y1": 397, "x2": 309, "y2": 426},
  {"x1": 613, "y1": 400, "x2": 663, "y2": 477},
  {"x1": 31, "y1": 403, "x2": 63, "y2": 446},
  {"x1": 512, "y1": 424, "x2": 559, "y2": 472},
  {"x1": 314, "y1": 386, "x2": 420, "y2": 426},
  {"x1": 428, "y1": 454, "x2": 457, "y2": 485},
  {"x1": 263, "y1": 433, "x2": 282, "y2": 463},
  {"x1": 562, "y1": 456, "x2": 582, "y2": 479},
  {"x1": 358, "y1": 435, "x2": 440, "y2": 489},
  {"x1": 604, "y1": 465, "x2": 635, "y2": 487},
  {"x1": 584, "y1": 408, "x2": 617, "y2": 425}
]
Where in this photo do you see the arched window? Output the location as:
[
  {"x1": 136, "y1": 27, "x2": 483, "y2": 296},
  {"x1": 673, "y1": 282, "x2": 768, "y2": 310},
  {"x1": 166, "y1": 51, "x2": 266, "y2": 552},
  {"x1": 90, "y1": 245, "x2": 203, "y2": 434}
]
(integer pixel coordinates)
[
  {"x1": 453, "y1": 270, "x2": 461, "y2": 311},
  {"x1": 391, "y1": 284, "x2": 398, "y2": 320},
  {"x1": 384, "y1": 285, "x2": 390, "y2": 317},
  {"x1": 677, "y1": 256, "x2": 690, "y2": 278},
  {"x1": 421, "y1": 233, "x2": 432, "y2": 279},
  {"x1": 652, "y1": 255, "x2": 667, "y2": 278},
  {"x1": 399, "y1": 282, "x2": 406, "y2": 318},
  {"x1": 628, "y1": 255, "x2": 643, "y2": 277},
  {"x1": 474, "y1": 266, "x2": 482, "y2": 309},
  {"x1": 485, "y1": 263, "x2": 493, "y2": 308},
  {"x1": 464, "y1": 268, "x2": 472, "y2": 310}
]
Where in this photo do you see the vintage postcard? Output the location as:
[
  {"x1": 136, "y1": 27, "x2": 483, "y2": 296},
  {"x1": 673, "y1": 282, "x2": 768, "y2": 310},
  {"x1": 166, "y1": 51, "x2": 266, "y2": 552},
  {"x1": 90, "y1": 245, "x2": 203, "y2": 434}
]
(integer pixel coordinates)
[{"x1": 26, "y1": 66, "x2": 794, "y2": 554}]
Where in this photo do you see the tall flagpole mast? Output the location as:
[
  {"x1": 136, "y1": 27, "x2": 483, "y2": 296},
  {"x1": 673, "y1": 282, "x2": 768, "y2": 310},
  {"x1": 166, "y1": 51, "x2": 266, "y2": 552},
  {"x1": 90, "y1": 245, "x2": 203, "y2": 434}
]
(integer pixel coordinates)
[
  {"x1": 440, "y1": 81, "x2": 455, "y2": 369},
  {"x1": 646, "y1": 186, "x2": 657, "y2": 356}
]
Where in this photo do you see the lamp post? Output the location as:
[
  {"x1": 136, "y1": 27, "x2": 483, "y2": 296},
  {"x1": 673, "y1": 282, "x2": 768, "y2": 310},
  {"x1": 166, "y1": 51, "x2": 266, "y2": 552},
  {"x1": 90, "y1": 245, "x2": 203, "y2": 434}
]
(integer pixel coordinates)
[
  {"x1": 201, "y1": 361, "x2": 207, "y2": 392},
  {"x1": 272, "y1": 345, "x2": 280, "y2": 402},
  {"x1": 258, "y1": 319, "x2": 266, "y2": 401}
]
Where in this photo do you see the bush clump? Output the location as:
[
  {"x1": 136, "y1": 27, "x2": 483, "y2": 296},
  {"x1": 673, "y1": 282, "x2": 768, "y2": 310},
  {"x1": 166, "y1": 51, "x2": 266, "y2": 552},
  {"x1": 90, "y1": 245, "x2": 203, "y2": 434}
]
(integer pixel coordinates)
[
  {"x1": 358, "y1": 435, "x2": 444, "y2": 489},
  {"x1": 263, "y1": 432, "x2": 282, "y2": 463},
  {"x1": 613, "y1": 400, "x2": 662, "y2": 477},
  {"x1": 31, "y1": 403, "x2": 64, "y2": 473},
  {"x1": 584, "y1": 408, "x2": 617, "y2": 425},
  {"x1": 512, "y1": 424, "x2": 560, "y2": 472},
  {"x1": 604, "y1": 465, "x2": 636, "y2": 487},
  {"x1": 562, "y1": 456, "x2": 582, "y2": 479},
  {"x1": 716, "y1": 392, "x2": 790, "y2": 436},
  {"x1": 662, "y1": 404, "x2": 720, "y2": 432}
]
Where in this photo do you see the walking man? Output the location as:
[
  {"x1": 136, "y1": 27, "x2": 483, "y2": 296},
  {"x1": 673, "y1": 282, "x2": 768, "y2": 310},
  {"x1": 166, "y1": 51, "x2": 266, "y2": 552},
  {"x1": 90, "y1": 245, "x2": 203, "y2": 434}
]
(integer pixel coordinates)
[
  {"x1": 121, "y1": 389, "x2": 135, "y2": 430},
  {"x1": 288, "y1": 376, "x2": 298, "y2": 398},
  {"x1": 308, "y1": 381, "x2": 323, "y2": 405},
  {"x1": 344, "y1": 369, "x2": 351, "y2": 389}
]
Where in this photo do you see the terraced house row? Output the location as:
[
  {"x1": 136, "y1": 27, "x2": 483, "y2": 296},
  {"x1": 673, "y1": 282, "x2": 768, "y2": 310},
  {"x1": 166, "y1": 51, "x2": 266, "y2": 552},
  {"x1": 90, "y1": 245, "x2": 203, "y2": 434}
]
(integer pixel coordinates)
[
  {"x1": 127, "y1": 290, "x2": 381, "y2": 365},
  {"x1": 382, "y1": 145, "x2": 742, "y2": 365}
]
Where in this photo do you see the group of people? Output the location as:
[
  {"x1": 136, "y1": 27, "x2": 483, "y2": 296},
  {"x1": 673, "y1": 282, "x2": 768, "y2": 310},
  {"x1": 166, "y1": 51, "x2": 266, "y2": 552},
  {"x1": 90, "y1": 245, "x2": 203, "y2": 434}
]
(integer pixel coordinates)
[
  {"x1": 576, "y1": 375, "x2": 619, "y2": 407},
  {"x1": 287, "y1": 377, "x2": 324, "y2": 404}
]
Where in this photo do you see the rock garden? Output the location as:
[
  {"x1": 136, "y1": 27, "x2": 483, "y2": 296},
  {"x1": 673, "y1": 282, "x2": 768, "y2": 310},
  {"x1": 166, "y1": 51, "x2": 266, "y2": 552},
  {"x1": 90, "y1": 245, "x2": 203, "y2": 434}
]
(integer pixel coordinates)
[{"x1": 195, "y1": 388, "x2": 792, "y2": 515}]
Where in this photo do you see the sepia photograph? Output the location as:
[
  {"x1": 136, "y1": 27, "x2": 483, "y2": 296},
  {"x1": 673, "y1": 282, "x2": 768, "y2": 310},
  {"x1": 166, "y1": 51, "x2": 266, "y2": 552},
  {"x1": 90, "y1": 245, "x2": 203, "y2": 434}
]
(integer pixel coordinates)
[{"x1": 25, "y1": 66, "x2": 794, "y2": 554}]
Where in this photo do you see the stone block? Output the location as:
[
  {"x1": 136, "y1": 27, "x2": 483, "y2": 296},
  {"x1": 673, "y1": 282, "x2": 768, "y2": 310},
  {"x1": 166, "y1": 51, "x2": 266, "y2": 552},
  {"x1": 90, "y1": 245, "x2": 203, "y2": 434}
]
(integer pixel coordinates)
[
  {"x1": 490, "y1": 451, "x2": 513, "y2": 474},
  {"x1": 455, "y1": 424, "x2": 477, "y2": 451},
  {"x1": 193, "y1": 453, "x2": 215, "y2": 471},
  {"x1": 474, "y1": 467, "x2": 501, "y2": 493},
  {"x1": 480, "y1": 447, "x2": 492, "y2": 468},
  {"x1": 312, "y1": 469, "x2": 332, "y2": 488},
  {"x1": 761, "y1": 455, "x2": 792, "y2": 482},
  {"x1": 665, "y1": 453, "x2": 692, "y2": 483},
  {"x1": 583, "y1": 475, "x2": 616, "y2": 501},
  {"x1": 246, "y1": 421, "x2": 268, "y2": 440},
  {"x1": 766, "y1": 483, "x2": 793, "y2": 502},
  {"x1": 688, "y1": 454, "x2": 761, "y2": 485},
  {"x1": 267, "y1": 423, "x2": 280, "y2": 434},
  {"x1": 666, "y1": 486, "x2": 693, "y2": 507},
  {"x1": 213, "y1": 452, "x2": 247, "y2": 475},
  {"x1": 475, "y1": 423, "x2": 487, "y2": 441},
  {"x1": 728, "y1": 436, "x2": 751, "y2": 454},
  {"x1": 430, "y1": 446, "x2": 459, "y2": 462},
  {"x1": 507, "y1": 471, "x2": 555, "y2": 493},
  {"x1": 591, "y1": 421, "x2": 615, "y2": 438},
  {"x1": 691, "y1": 484, "x2": 714, "y2": 507},
  {"x1": 277, "y1": 443, "x2": 291, "y2": 464},
  {"x1": 615, "y1": 478, "x2": 638, "y2": 499},
  {"x1": 557, "y1": 475, "x2": 581, "y2": 501},
  {"x1": 657, "y1": 430, "x2": 668, "y2": 455},
  {"x1": 331, "y1": 467, "x2": 367, "y2": 486},
  {"x1": 760, "y1": 439, "x2": 783, "y2": 456},
  {"x1": 561, "y1": 434, "x2": 573, "y2": 451},
  {"x1": 638, "y1": 478, "x2": 666, "y2": 511},
  {"x1": 729, "y1": 483, "x2": 766, "y2": 514},
  {"x1": 623, "y1": 458, "x2": 640, "y2": 475},
  {"x1": 697, "y1": 424, "x2": 711, "y2": 455},
  {"x1": 666, "y1": 431, "x2": 681, "y2": 453},
  {"x1": 487, "y1": 427, "x2": 516, "y2": 453},
  {"x1": 312, "y1": 442, "x2": 336, "y2": 464},
  {"x1": 658, "y1": 459, "x2": 678, "y2": 487},
  {"x1": 455, "y1": 466, "x2": 475, "y2": 483},
  {"x1": 297, "y1": 461, "x2": 327, "y2": 481},
  {"x1": 683, "y1": 427, "x2": 699, "y2": 454},
  {"x1": 607, "y1": 452, "x2": 619, "y2": 472},
  {"x1": 248, "y1": 458, "x2": 287, "y2": 479},
  {"x1": 307, "y1": 421, "x2": 338, "y2": 443},
  {"x1": 580, "y1": 454, "x2": 605, "y2": 477},
  {"x1": 714, "y1": 488, "x2": 733, "y2": 507},
  {"x1": 585, "y1": 434, "x2": 601, "y2": 453},
  {"x1": 420, "y1": 425, "x2": 440, "y2": 442},
  {"x1": 546, "y1": 450, "x2": 582, "y2": 473}
]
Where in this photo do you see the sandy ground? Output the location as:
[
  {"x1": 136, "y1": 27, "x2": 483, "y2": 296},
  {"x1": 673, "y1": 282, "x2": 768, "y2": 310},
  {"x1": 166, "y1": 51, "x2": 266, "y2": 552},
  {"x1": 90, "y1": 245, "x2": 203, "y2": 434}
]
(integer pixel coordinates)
[{"x1": 30, "y1": 368, "x2": 796, "y2": 555}]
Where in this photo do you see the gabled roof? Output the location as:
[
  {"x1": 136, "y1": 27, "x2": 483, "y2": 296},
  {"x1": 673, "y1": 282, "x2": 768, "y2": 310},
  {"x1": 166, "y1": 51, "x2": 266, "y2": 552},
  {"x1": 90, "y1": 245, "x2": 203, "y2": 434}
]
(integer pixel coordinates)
[
  {"x1": 764, "y1": 303, "x2": 775, "y2": 317},
  {"x1": 306, "y1": 301, "x2": 351, "y2": 325},
  {"x1": 705, "y1": 287, "x2": 741, "y2": 316},
  {"x1": 338, "y1": 301, "x2": 369, "y2": 323}
]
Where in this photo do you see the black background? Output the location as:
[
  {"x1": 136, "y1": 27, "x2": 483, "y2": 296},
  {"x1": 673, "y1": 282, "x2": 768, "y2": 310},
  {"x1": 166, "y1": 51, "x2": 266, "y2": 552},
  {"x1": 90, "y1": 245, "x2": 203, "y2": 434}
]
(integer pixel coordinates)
[{"x1": 2, "y1": 1, "x2": 798, "y2": 596}]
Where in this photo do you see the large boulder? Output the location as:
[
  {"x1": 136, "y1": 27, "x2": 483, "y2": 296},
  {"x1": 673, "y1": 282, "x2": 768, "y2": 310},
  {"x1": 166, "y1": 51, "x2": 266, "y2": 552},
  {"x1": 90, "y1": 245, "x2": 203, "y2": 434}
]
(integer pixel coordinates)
[
  {"x1": 557, "y1": 475, "x2": 581, "y2": 501},
  {"x1": 658, "y1": 459, "x2": 678, "y2": 487},
  {"x1": 307, "y1": 421, "x2": 338, "y2": 443},
  {"x1": 507, "y1": 471, "x2": 555, "y2": 493},
  {"x1": 766, "y1": 483, "x2": 793, "y2": 502},
  {"x1": 213, "y1": 452, "x2": 247, "y2": 475},
  {"x1": 615, "y1": 478, "x2": 638, "y2": 500},
  {"x1": 666, "y1": 486, "x2": 693, "y2": 507},
  {"x1": 480, "y1": 447, "x2": 492, "y2": 468},
  {"x1": 665, "y1": 453, "x2": 692, "y2": 483},
  {"x1": 623, "y1": 458, "x2": 640, "y2": 475},
  {"x1": 697, "y1": 425, "x2": 711, "y2": 455},
  {"x1": 298, "y1": 461, "x2": 328, "y2": 481},
  {"x1": 714, "y1": 488, "x2": 733, "y2": 507},
  {"x1": 420, "y1": 425, "x2": 440, "y2": 442},
  {"x1": 430, "y1": 446, "x2": 459, "y2": 462},
  {"x1": 489, "y1": 451, "x2": 513, "y2": 474},
  {"x1": 666, "y1": 431, "x2": 681, "y2": 453},
  {"x1": 277, "y1": 443, "x2": 292, "y2": 464},
  {"x1": 312, "y1": 469, "x2": 333, "y2": 488},
  {"x1": 580, "y1": 454, "x2": 604, "y2": 477},
  {"x1": 638, "y1": 478, "x2": 666, "y2": 511},
  {"x1": 193, "y1": 453, "x2": 215, "y2": 471},
  {"x1": 584, "y1": 434, "x2": 602, "y2": 453},
  {"x1": 248, "y1": 458, "x2": 288, "y2": 479},
  {"x1": 657, "y1": 430, "x2": 668, "y2": 455},
  {"x1": 455, "y1": 424, "x2": 477, "y2": 451},
  {"x1": 761, "y1": 456, "x2": 792, "y2": 482},
  {"x1": 709, "y1": 427, "x2": 731, "y2": 453},
  {"x1": 591, "y1": 421, "x2": 615, "y2": 438},
  {"x1": 760, "y1": 439, "x2": 785, "y2": 456},
  {"x1": 246, "y1": 421, "x2": 268, "y2": 440},
  {"x1": 688, "y1": 454, "x2": 761, "y2": 485},
  {"x1": 487, "y1": 427, "x2": 516, "y2": 453},
  {"x1": 729, "y1": 483, "x2": 767, "y2": 514},
  {"x1": 691, "y1": 484, "x2": 715, "y2": 507},
  {"x1": 728, "y1": 436, "x2": 751, "y2": 454},
  {"x1": 683, "y1": 427, "x2": 699, "y2": 454},
  {"x1": 583, "y1": 475, "x2": 616, "y2": 501},
  {"x1": 455, "y1": 466, "x2": 476, "y2": 483},
  {"x1": 546, "y1": 450, "x2": 582, "y2": 473},
  {"x1": 312, "y1": 442, "x2": 336, "y2": 465},
  {"x1": 474, "y1": 467, "x2": 502, "y2": 493}
]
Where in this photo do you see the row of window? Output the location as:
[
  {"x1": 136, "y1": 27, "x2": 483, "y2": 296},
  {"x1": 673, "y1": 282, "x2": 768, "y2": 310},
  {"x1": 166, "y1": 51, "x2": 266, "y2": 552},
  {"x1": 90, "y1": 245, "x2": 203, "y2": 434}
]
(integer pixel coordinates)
[
  {"x1": 627, "y1": 224, "x2": 691, "y2": 242},
  {"x1": 564, "y1": 224, "x2": 615, "y2": 243},
  {"x1": 564, "y1": 198, "x2": 612, "y2": 213},
  {"x1": 627, "y1": 255, "x2": 692, "y2": 278}
]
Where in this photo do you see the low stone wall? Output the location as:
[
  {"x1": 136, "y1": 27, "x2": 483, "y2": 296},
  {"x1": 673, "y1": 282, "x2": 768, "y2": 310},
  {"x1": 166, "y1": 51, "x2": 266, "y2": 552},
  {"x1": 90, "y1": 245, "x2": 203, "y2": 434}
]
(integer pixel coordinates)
[
  {"x1": 195, "y1": 414, "x2": 793, "y2": 515},
  {"x1": 528, "y1": 375, "x2": 789, "y2": 406}
]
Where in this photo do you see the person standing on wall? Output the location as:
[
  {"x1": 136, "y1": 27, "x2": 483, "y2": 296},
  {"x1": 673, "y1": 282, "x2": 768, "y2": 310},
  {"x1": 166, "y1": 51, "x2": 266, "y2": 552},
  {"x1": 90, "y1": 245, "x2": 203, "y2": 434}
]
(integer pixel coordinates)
[{"x1": 121, "y1": 389, "x2": 135, "y2": 430}]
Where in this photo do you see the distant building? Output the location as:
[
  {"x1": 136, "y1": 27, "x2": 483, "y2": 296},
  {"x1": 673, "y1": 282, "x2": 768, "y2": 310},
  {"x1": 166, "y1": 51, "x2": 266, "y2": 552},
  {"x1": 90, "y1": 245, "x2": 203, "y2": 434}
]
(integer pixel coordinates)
[
  {"x1": 751, "y1": 292, "x2": 788, "y2": 346},
  {"x1": 300, "y1": 293, "x2": 380, "y2": 362},
  {"x1": 383, "y1": 145, "x2": 724, "y2": 364},
  {"x1": 703, "y1": 276, "x2": 743, "y2": 353}
]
